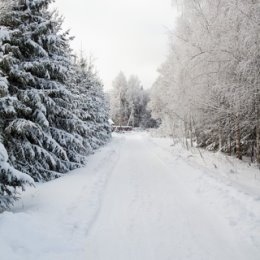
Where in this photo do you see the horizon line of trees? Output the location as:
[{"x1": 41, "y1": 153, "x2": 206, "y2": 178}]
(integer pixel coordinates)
[
  {"x1": 109, "y1": 71, "x2": 158, "y2": 129},
  {"x1": 0, "y1": 0, "x2": 110, "y2": 211},
  {"x1": 149, "y1": 0, "x2": 259, "y2": 162}
]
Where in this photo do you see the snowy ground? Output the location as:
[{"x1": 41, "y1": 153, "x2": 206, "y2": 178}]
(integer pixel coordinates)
[{"x1": 1, "y1": 132, "x2": 260, "y2": 260}]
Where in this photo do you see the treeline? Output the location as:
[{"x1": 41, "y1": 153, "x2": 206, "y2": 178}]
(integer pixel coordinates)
[
  {"x1": 0, "y1": 0, "x2": 110, "y2": 211},
  {"x1": 109, "y1": 72, "x2": 158, "y2": 128},
  {"x1": 149, "y1": 0, "x2": 259, "y2": 161}
]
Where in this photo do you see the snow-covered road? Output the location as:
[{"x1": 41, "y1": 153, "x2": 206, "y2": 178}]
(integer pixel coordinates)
[{"x1": 1, "y1": 132, "x2": 260, "y2": 260}]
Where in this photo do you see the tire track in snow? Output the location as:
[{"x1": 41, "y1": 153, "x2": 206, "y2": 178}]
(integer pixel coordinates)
[{"x1": 61, "y1": 136, "x2": 125, "y2": 247}]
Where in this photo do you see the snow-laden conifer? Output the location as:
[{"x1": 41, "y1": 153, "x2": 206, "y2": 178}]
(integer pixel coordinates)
[
  {"x1": 0, "y1": 0, "x2": 91, "y2": 181},
  {"x1": 0, "y1": 72, "x2": 34, "y2": 211},
  {"x1": 0, "y1": 141, "x2": 34, "y2": 212},
  {"x1": 71, "y1": 55, "x2": 111, "y2": 149}
]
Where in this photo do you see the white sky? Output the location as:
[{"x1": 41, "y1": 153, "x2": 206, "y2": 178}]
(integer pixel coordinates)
[{"x1": 53, "y1": 0, "x2": 176, "y2": 90}]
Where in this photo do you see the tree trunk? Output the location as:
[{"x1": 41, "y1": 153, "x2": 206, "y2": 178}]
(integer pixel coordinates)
[
  {"x1": 255, "y1": 93, "x2": 260, "y2": 164},
  {"x1": 228, "y1": 133, "x2": 232, "y2": 156},
  {"x1": 218, "y1": 124, "x2": 222, "y2": 152},
  {"x1": 184, "y1": 119, "x2": 189, "y2": 149},
  {"x1": 228, "y1": 117, "x2": 232, "y2": 156},
  {"x1": 189, "y1": 116, "x2": 193, "y2": 148},
  {"x1": 235, "y1": 116, "x2": 242, "y2": 160},
  {"x1": 251, "y1": 142, "x2": 255, "y2": 163}
]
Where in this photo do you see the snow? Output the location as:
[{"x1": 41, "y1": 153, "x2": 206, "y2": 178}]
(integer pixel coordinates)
[
  {"x1": 0, "y1": 144, "x2": 33, "y2": 185},
  {"x1": 0, "y1": 77, "x2": 8, "y2": 93},
  {"x1": 0, "y1": 143, "x2": 8, "y2": 162},
  {"x1": 0, "y1": 28, "x2": 9, "y2": 42},
  {"x1": 108, "y1": 118, "x2": 114, "y2": 125},
  {"x1": 0, "y1": 132, "x2": 260, "y2": 260}
]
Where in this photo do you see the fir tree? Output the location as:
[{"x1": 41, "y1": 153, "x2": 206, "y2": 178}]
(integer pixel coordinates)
[
  {"x1": 0, "y1": 71, "x2": 33, "y2": 211},
  {"x1": 71, "y1": 55, "x2": 111, "y2": 150},
  {"x1": 0, "y1": 0, "x2": 90, "y2": 181},
  {"x1": 0, "y1": 140, "x2": 34, "y2": 212}
]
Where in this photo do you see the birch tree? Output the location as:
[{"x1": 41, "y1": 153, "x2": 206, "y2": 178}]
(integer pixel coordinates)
[{"x1": 150, "y1": 0, "x2": 260, "y2": 160}]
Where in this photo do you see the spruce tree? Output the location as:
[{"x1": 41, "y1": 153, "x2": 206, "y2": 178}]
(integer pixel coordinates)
[
  {"x1": 71, "y1": 55, "x2": 111, "y2": 150},
  {"x1": 0, "y1": 0, "x2": 90, "y2": 181},
  {"x1": 0, "y1": 72, "x2": 33, "y2": 211},
  {"x1": 0, "y1": 140, "x2": 34, "y2": 212}
]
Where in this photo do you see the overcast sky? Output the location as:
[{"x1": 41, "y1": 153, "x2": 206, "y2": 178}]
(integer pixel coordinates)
[{"x1": 53, "y1": 0, "x2": 176, "y2": 90}]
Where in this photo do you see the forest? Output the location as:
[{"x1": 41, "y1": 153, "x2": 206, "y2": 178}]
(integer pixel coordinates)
[
  {"x1": 148, "y1": 0, "x2": 259, "y2": 162},
  {"x1": 109, "y1": 72, "x2": 158, "y2": 128}
]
